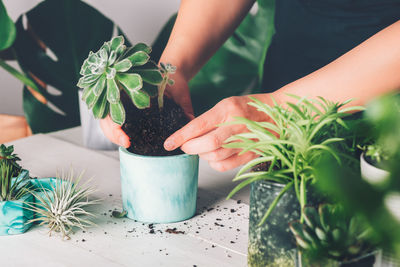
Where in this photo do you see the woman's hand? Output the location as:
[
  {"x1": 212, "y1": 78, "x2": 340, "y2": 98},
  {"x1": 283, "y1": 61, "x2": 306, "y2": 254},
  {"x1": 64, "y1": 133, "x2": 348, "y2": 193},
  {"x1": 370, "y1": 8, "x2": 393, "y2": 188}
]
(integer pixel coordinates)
[
  {"x1": 99, "y1": 71, "x2": 193, "y2": 148},
  {"x1": 164, "y1": 94, "x2": 271, "y2": 172}
]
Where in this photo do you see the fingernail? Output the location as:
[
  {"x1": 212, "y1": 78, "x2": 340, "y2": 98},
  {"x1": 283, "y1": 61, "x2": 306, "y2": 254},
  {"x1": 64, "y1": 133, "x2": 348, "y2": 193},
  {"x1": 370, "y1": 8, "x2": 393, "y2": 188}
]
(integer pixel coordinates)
[
  {"x1": 164, "y1": 139, "x2": 175, "y2": 151},
  {"x1": 120, "y1": 136, "x2": 129, "y2": 148}
]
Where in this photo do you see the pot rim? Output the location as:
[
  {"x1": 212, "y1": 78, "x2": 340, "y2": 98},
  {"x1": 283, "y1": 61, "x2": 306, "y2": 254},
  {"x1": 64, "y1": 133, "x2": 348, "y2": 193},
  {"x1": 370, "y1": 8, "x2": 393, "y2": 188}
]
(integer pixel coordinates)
[
  {"x1": 119, "y1": 146, "x2": 198, "y2": 160},
  {"x1": 360, "y1": 152, "x2": 389, "y2": 173}
]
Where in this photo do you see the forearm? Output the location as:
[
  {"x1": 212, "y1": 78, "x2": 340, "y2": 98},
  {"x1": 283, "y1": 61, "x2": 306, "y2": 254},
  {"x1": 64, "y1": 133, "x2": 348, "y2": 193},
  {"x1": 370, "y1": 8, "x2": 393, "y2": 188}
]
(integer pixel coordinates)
[
  {"x1": 272, "y1": 20, "x2": 400, "y2": 107},
  {"x1": 160, "y1": 0, "x2": 255, "y2": 81}
]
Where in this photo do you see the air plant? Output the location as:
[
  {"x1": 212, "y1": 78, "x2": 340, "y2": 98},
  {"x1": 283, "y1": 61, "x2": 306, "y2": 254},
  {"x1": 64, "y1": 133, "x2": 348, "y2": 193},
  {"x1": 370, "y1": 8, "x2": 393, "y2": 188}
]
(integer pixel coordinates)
[
  {"x1": 225, "y1": 95, "x2": 363, "y2": 225},
  {"x1": 0, "y1": 161, "x2": 30, "y2": 202},
  {"x1": 27, "y1": 169, "x2": 99, "y2": 239},
  {"x1": 77, "y1": 35, "x2": 175, "y2": 125},
  {"x1": 0, "y1": 144, "x2": 22, "y2": 177}
]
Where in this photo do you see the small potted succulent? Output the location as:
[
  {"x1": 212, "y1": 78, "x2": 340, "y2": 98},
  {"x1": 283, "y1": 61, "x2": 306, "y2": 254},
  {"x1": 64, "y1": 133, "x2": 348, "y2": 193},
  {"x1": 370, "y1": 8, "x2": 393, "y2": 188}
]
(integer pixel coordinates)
[
  {"x1": 77, "y1": 36, "x2": 199, "y2": 223},
  {"x1": 224, "y1": 96, "x2": 361, "y2": 266},
  {"x1": 359, "y1": 143, "x2": 390, "y2": 186},
  {"x1": 0, "y1": 144, "x2": 34, "y2": 235},
  {"x1": 290, "y1": 204, "x2": 377, "y2": 267}
]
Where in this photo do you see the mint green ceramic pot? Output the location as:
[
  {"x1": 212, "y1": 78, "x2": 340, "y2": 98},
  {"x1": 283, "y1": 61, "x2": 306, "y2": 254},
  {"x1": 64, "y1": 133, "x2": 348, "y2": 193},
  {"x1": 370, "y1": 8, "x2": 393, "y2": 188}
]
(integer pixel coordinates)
[
  {"x1": 119, "y1": 147, "x2": 199, "y2": 223},
  {"x1": 0, "y1": 170, "x2": 34, "y2": 235}
]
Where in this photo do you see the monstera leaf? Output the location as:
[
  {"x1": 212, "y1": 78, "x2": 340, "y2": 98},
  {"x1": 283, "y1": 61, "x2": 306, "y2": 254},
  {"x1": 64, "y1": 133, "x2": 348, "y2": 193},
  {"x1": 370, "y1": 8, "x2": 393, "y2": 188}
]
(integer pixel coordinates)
[
  {"x1": 152, "y1": 0, "x2": 275, "y2": 115},
  {"x1": 12, "y1": 0, "x2": 128, "y2": 133},
  {"x1": 0, "y1": 0, "x2": 16, "y2": 51}
]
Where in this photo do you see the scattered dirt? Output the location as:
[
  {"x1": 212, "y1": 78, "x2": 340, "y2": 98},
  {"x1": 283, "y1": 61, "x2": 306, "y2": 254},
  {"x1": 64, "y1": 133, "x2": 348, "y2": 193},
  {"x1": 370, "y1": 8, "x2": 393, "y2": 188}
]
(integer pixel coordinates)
[
  {"x1": 165, "y1": 228, "x2": 185, "y2": 234},
  {"x1": 121, "y1": 93, "x2": 189, "y2": 156}
]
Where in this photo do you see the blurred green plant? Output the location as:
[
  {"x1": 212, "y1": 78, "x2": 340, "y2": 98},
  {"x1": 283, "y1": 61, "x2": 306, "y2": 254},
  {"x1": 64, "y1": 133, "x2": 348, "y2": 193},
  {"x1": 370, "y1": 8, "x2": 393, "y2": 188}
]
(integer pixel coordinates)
[
  {"x1": 225, "y1": 95, "x2": 363, "y2": 224},
  {"x1": 0, "y1": 144, "x2": 21, "y2": 177},
  {"x1": 315, "y1": 94, "x2": 400, "y2": 258},
  {"x1": 290, "y1": 204, "x2": 374, "y2": 264}
]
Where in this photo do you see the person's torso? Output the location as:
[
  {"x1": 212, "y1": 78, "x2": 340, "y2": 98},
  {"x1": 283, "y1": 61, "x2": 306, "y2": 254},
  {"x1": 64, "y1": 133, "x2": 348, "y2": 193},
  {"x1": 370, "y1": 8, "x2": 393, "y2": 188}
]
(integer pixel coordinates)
[{"x1": 262, "y1": 0, "x2": 400, "y2": 92}]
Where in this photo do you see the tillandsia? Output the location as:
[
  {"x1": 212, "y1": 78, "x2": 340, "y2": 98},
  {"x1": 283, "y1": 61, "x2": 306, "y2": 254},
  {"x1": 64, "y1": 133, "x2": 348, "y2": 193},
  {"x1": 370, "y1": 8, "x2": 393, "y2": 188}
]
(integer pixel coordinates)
[
  {"x1": 0, "y1": 144, "x2": 22, "y2": 177},
  {"x1": 77, "y1": 35, "x2": 175, "y2": 125},
  {"x1": 0, "y1": 161, "x2": 30, "y2": 202},
  {"x1": 289, "y1": 204, "x2": 373, "y2": 263},
  {"x1": 27, "y1": 169, "x2": 99, "y2": 240},
  {"x1": 225, "y1": 95, "x2": 364, "y2": 225}
]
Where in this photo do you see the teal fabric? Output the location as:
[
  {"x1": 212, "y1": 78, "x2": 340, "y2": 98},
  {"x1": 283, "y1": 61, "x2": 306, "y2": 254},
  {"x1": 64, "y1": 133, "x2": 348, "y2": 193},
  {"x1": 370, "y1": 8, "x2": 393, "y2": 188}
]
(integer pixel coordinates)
[
  {"x1": 119, "y1": 147, "x2": 199, "y2": 223},
  {"x1": 262, "y1": 0, "x2": 400, "y2": 92}
]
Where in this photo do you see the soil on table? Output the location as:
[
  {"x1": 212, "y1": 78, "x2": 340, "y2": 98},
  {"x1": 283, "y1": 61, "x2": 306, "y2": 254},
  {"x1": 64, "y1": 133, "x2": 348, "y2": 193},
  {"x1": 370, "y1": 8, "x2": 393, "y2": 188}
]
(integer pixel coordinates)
[{"x1": 121, "y1": 92, "x2": 189, "y2": 156}]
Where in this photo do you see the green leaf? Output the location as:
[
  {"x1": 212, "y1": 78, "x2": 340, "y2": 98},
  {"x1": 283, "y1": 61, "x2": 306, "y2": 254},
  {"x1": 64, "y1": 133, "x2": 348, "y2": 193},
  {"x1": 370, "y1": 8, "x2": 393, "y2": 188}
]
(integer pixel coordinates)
[
  {"x1": 85, "y1": 90, "x2": 99, "y2": 109},
  {"x1": 134, "y1": 69, "x2": 163, "y2": 85},
  {"x1": 114, "y1": 59, "x2": 132, "y2": 72},
  {"x1": 106, "y1": 78, "x2": 120, "y2": 104},
  {"x1": 117, "y1": 73, "x2": 142, "y2": 93},
  {"x1": 124, "y1": 43, "x2": 152, "y2": 58},
  {"x1": 12, "y1": 0, "x2": 127, "y2": 133},
  {"x1": 93, "y1": 74, "x2": 106, "y2": 96},
  {"x1": 110, "y1": 102, "x2": 125, "y2": 125},
  {"x1": 0, "y1": 0, "x2": 16, "y2": 50},
  {"x1": 127, "y1": 51, "x2": 149, "y2": 67},
  {"x1": 131, "y1": 90, "x2": 150, "y2": 109},
  {"x1": 110, "y1": 35, "x2": 124, "y2": 51},
  {"x1": 92, "y1": 89, "x2": 107, "y2": 119}
]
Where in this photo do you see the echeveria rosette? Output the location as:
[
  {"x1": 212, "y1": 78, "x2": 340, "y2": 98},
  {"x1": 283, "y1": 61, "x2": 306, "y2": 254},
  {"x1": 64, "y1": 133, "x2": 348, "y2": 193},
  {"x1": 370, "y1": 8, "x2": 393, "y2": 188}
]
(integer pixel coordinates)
[{"x1": 77, "y1": 35, "x2": 163, "y2": 125}]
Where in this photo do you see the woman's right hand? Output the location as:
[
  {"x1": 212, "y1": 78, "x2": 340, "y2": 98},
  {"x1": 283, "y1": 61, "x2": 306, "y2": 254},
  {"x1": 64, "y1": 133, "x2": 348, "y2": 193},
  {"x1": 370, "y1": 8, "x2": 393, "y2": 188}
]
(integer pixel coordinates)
[{"x1": 99, "y1": 70, "x2": 194, "y2": 147}]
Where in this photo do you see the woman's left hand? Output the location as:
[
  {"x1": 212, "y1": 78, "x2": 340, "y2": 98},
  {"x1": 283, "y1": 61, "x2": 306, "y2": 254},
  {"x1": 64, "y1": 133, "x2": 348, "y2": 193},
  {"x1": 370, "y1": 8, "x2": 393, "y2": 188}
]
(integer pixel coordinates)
[{"x1": 164, "y1": 94, "x2": 271, "y2": 171}]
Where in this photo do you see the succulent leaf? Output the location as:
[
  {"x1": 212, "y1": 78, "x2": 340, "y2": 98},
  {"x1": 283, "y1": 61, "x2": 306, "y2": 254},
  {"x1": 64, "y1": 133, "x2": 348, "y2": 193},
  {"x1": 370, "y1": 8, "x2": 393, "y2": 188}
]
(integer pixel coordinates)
[
  {"x1": 114, "y1": 59, "x2": 132, "y2": 72},
  {"x1": 127, "y1": 51, "x2": 150, "y2": 67},
  {"x1": 117, "y1": 73, "x2": 142, "y2": 93},
  {"x1": 110, "y1": 102, "x2": 125, "y2": 125},
  {"x1": 93, "y1": 74, "x2": 106, "y2": 96},
  {"x1": 85, "y1": 90, "x2": 99, "y2": 110},
  {"x1": 92, "y1": 90, "x2": 108, "y2": 119},
  {"x1": 106, "y1": 78, "x2": 120, "y2": 103},
  {"x1": 135, "y1": 69, "x2": 163, "y2": 85},
  {"x1": 131, "y1": 90, "x2": 150, "y2": 109}
]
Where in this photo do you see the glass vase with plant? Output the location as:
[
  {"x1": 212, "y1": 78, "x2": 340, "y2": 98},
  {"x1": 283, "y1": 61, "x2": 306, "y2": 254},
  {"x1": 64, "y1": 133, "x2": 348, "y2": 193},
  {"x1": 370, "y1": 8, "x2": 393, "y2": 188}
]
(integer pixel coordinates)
[{"x1": 224, "y1": 95, "x2": 362, "y2": 266}]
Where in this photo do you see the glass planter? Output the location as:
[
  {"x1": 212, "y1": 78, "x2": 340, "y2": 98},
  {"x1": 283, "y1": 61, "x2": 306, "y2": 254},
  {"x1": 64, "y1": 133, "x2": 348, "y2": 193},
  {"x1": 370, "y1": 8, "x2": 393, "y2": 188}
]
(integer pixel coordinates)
[{"x1": 248, "y1": 180, "x2": 300, "y2": 267}]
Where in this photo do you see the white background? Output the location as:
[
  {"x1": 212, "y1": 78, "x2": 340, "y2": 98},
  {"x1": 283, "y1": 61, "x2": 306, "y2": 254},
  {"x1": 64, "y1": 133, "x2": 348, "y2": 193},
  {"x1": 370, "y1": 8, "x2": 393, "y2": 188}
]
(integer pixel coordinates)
[{"x1": 0, "y1": 0, "x2": 180, "y2": 116}]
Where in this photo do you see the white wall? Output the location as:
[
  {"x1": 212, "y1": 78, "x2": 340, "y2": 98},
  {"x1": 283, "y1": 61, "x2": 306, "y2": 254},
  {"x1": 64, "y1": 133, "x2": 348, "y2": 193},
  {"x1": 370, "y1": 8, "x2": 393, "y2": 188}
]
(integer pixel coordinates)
[{"x1": 0, "y1": 0, "x2": 180, "y2": 116}]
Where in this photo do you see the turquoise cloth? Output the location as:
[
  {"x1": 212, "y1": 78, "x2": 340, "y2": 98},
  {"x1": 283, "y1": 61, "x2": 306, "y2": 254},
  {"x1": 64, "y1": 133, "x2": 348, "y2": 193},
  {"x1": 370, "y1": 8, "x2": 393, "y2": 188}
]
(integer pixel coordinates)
[{"x1": 262, "y1": 0, "x2": 400, "y2": 92}]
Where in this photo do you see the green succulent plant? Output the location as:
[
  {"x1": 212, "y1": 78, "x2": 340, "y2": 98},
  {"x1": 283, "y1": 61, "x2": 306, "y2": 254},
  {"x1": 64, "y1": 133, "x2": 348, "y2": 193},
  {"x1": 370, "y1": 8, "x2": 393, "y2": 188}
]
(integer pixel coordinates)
[
  {"x1": 77, "y1": 35, "x2": 168, "y2": 125},
  {"x1": 225, "y1": 95, "x2": 363, "y2": 224},
  {"x1": 0, "y1": 144, "x2": 22, "y2": 177},
  {"x1": 289, "y1": 204, "x2": 373, "y2": 263}
]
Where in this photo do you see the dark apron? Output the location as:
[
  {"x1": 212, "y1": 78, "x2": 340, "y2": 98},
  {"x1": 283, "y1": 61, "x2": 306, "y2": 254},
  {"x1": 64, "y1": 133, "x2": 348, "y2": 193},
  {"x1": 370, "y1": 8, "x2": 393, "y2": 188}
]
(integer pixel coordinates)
[{"x1": 262, "y1": 0, "x2": 400, "y2": 92}]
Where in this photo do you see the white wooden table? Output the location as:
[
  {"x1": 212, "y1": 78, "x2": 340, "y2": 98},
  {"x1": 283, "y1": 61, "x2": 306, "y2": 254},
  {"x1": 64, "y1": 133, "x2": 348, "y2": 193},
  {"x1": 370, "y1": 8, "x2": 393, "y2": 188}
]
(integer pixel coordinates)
[{"x1": 1, "y1": 127, "x2": 250, "y2": 267}]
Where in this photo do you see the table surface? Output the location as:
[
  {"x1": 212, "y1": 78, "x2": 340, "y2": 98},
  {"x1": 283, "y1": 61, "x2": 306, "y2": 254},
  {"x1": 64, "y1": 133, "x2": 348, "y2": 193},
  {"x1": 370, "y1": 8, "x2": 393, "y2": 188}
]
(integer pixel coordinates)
[{"x1": 1, "y1": 127, "x2": 250, "y2": 267}]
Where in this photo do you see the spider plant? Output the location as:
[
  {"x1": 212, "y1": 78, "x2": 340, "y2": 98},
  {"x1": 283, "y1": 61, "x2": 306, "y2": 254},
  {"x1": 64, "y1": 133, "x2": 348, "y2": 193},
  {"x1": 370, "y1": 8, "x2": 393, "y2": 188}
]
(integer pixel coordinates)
[
  {"x1": 225, "y1": 94, "x2": 363, "y2": 225},
  {"x1": 0, "y1": 161, "x2": 30, "y2": 202},
  {"x1": 27, "y1": 169, "x2": 99, "y2": 239}
]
